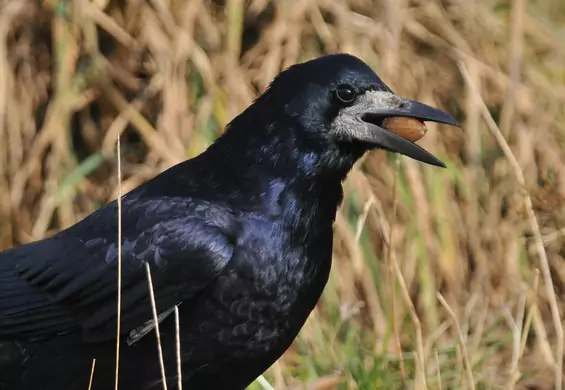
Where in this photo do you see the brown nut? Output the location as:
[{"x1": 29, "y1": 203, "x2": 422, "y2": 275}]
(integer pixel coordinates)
[{"x1": 382, "y1": 117, "x2": 427, "y2": 142}]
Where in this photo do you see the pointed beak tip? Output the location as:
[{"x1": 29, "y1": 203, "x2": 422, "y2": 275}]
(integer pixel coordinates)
[{"x1": 420, "y1": 154, "x2": 447, "y2": 169}]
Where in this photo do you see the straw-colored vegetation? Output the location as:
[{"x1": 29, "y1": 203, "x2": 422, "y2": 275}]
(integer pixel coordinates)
[{"x1": 1, "y1": 0, "x2": 565, "y2": 388}]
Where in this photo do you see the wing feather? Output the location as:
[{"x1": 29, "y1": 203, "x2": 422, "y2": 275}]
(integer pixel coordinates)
[{"x1": 0, "y1": 197, "x2": 238, "y2": 342}]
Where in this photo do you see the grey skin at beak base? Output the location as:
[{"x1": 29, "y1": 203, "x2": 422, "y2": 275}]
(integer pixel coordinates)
[{"x1": 361, "y1": 98, "x2": 461, "y2": 168}]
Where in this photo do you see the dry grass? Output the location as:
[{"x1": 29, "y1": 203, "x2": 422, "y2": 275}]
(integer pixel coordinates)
[{"x1": 1, "y1": 0, "x2": 565, "y2": 388}]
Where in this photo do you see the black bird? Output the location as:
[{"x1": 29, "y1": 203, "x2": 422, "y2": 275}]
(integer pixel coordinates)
[{"x1": 0, "y1": 54, "x2": 459, "y2": 390}]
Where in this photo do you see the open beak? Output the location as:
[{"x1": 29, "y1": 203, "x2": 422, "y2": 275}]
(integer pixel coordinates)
[{"x1": 360, "y1": 98, "x2": 460, "y2": 168}]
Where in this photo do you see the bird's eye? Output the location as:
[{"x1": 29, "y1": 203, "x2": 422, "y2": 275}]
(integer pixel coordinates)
[{"x1": 335, "y1": 85, "x2": 356, "y2": 104}]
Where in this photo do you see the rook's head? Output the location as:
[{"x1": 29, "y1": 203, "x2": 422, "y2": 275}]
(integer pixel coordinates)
[{"x1": 251, "y1": 54, "x2": 459, "y2": 168}]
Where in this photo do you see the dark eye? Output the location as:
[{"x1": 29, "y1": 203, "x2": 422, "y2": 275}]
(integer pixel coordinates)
[{"x1": 335, "y1": 85, "x2": 356, "y2": 104}]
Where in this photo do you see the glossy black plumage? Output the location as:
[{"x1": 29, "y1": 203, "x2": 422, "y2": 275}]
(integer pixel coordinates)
[{"x1": 0, "y1": 54, "x2": 459, "y2": 390}]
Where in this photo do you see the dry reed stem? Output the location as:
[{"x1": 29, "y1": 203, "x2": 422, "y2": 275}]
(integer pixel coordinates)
[
  {"x1": 145, "y1": 262, "x2": 168, "y2": 390},
  {"x1": 455, "y1": 344, "x2": 465, "y2": 390},
  {"x1": 85, "y1": 3, "x2": 138, "y2": 49},
  {"x1": 459, "y1": 61, "x2": 564, "y2": 390},
  {"x1": 174, "y1": 305, "x2": 182, "y2": 390},
  {"x1": 334, "y1": 212, "x2": 383, "y2": 339},
  {"x1": 393, "y1": 259, "x2": 427, "y2": 389},
  {"x1": 520, "y1": 270, "x2": 540, "y2": 358},
  {"x1": 437, "y1": 292, "x2": 475, "y2": 390},
  {"x1": 468, "y1": 298, "x2": 489, "y2": 367},
  {"x1": 434, "y1": 350, "x2": 442, "y2": 390},
  {"x1": 88, "y1": 358, "x2": 96, "y2": 390},
  {"x1": 369, "y1": 179, "x2": 427, "y2": 388},
  {"x1": 504, "y1": 290, "x2": 526, "y2": 388},
  {"x1": 499, "y1": 0, "x2": 524, "y2": 137},
  {"x1": 114, "y1": 136, "x2": 123, "y2": 390},
  {"x1": 101, "y1": 76, "x2": 163, "y2": 156},
  {"x1": 387, "y1": 157, "x2": 406, "y2": 384},
  {"x1": 98, "y1": 79, "x2": 180, "y2": 165},
  {"x1": 531, "y1": 304, "x2": 556, "y2": 366},
  {"x1": 256, "y1": 375, "x2": 274, "y2": 390}
]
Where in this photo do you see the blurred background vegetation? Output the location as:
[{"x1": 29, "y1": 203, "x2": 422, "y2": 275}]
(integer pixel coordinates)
[{"x1": 0, "y1": 0, "x2": 564, "y2": 388}]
